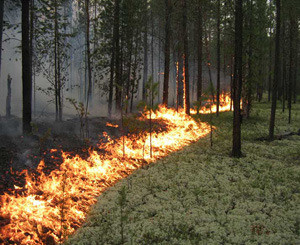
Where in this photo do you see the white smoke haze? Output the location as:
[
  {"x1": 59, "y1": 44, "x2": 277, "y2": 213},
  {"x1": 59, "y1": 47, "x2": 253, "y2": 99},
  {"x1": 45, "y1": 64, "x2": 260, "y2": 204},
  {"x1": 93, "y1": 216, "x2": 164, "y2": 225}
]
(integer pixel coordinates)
[{"x1": 0, "y1": 3, "x2": 231, "y2": 125}]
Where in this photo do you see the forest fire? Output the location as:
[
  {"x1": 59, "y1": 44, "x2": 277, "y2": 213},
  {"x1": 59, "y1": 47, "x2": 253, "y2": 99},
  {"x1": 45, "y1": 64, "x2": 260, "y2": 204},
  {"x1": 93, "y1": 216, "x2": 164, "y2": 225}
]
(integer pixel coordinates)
[
  {"x1": 0, "y1": 106, "x2": 211, "y2": 245},
  {"x1": 190, "y1": 93, "x2": 232, "y2": 114}
]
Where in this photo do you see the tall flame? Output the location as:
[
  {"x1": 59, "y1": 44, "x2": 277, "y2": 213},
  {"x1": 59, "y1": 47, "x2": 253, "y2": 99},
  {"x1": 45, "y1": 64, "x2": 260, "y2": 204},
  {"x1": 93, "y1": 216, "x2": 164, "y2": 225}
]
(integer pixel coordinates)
[{"x1": 0, "y1": 106, "x2": 211, "y2": 244}]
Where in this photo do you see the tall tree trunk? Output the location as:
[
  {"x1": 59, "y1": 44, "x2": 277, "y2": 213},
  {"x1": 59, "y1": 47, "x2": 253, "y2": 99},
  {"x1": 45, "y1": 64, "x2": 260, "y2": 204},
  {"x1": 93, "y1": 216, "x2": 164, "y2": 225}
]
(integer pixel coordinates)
[
  {"x1": 85, "y1": 0, "x2": 92, "y2": 109},
  {"x1": 197, "y1": 1, "x2": 203, "y2": 104},
  {"x1": 216, "y1": 0, "x2": 221, "y2": 116},
  {"x1": 0, "y1": 0, "x2": 4, "y2": 78},
  {"x1": 114, "y1": 0, "x2": 121, "y2": 112},
  {"x1": 108, "y1": 43, "x2": 115, "y2": 117},
  {"x1": 22, "y1": 0, "x2": 32, "y2": 134},
  {"x1": 232, "y1": 0, "x2": 243, "y2": 157},
  {"x1": 245, "y1": 0, "x2": 253, "y2": 118},
  {"x1": 30, "y1": 0, "x2": 35, "y2": 117},
  {"x1": 151, "y1": 9, "x2": 154, "y2": 81},
  {"x1": 288, "y1": 9, "x2": 296, "y2": 124},
  {"x1": 268, "y1": 34, "x2": 272, "y2": 102},
  {"x1": 157, "y1": 26, "x2": 161, "y2": 103},
  {"x1": 204, "y1": 23, "x2": 215, "y2": 102},
  {"x1": 269, "y1": 0, "x2": 281, "y2": 139},
  {"x1": 176, "y1": 51, "x2": 183, "y2": 109},
  {"x1": 54, "y1": 0, "x2": 59, "y2": 121},
  {"x1": 6, "y1": 75, "x2": 11, "y2": 118},
  {"x1": 163, "y1": 0, "x2": 171, "y2": 106},
  {"x1": 293, "y1": 31, "x2": 298, "y2": 104},
  {"x1": 182, "y1": 0, "x2": 190, "y2": 115},
  {"x1": 142, "y1": 0, "x2": 148, "y2": 101},
  {"x1": 282, "y1": 21, "x2": 287, "y2": 112}
]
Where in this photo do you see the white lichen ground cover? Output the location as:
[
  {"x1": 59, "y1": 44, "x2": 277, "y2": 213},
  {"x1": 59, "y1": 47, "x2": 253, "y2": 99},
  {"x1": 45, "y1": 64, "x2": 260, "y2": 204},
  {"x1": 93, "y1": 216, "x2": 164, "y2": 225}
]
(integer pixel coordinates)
[{"x1": 66, "y1": 101, "x2": 300, "y2": 244}]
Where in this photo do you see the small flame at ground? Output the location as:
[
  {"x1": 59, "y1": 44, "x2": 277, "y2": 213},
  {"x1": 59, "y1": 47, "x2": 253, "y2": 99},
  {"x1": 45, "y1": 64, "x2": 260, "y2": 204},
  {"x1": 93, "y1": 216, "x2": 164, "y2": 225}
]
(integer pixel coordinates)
[
  {"x1": 0, "y1": 106, "x2": 213, "y2": 244},
  {"x1": 190, "y1": 93, "x2": 232, "y2": 114}
]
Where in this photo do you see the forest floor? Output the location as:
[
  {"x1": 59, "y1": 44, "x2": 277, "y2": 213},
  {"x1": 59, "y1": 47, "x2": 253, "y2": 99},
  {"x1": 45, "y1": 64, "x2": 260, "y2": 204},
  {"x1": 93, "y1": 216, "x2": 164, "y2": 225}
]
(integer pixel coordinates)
[
  {"x1": 65, "y1": 100, "x2": 300, "y2": 245},
  {"x1": 0, "y1": 112, "x2": 167, "y2": 194}
]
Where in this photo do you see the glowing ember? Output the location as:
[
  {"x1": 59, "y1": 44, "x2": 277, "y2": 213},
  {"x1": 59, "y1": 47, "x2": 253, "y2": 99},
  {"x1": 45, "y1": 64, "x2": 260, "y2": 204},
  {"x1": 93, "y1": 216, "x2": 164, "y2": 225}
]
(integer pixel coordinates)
[
  {"x1": 106, "y1": 122, "x2": 119, "y2": 128},
  {"x1": 0, "y1": 106, "x2": 210, "y2": 244},
  {"x1": 191, "y1": 93, "x2": 232, "y2": 114}
]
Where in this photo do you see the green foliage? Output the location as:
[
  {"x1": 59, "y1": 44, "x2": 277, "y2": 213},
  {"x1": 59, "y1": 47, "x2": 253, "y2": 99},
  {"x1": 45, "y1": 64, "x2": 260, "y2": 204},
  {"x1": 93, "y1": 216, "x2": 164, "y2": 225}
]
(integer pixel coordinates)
[
  {"x1": 137, "y1": 76, "x2": 159, "y2": 112},
  {"x1": 66, "y1": 98, "x2": 89, "y2": 139}
]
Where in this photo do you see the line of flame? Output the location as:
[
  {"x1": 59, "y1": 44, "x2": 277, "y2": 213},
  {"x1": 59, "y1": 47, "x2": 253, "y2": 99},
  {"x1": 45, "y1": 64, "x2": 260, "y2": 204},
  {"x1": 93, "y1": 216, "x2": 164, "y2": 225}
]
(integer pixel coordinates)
[{"x1": 0, "y1": 105, "x2": 212, "y2": 244}]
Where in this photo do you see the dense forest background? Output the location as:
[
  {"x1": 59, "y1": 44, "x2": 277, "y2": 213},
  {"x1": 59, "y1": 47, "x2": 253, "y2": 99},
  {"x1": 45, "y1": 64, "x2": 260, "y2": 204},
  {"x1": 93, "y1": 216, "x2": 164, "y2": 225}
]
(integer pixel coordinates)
[
  {"x1": 1, "y1": 0, "x2": 298, "y2": 119},
  {"x1": 0, "y1": 0, "x2": 299, "y2": 146}
]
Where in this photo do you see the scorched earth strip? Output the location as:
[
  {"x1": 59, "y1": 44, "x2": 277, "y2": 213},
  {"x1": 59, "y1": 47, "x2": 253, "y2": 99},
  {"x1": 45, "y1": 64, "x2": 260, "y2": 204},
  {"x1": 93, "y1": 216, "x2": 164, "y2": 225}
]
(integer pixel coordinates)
[{"x1": 0, "y1": 106, "x2": 210, "y2": 244}]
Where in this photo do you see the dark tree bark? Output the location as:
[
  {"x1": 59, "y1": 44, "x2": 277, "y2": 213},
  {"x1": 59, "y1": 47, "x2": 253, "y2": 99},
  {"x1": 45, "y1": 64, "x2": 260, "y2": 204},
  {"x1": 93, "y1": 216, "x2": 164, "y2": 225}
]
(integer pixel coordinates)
[
  {"x1": 108, "y1": 41, "x2": 115, "y2": 117},
  {"x1": 176, "y1": 51, "x2": 183, "y2": 110},
  {"x1": 197, "y1": 1, "x2": 203, "y2": 104},
  {"x1": 288, "y1": 9, "x2": 297, "y2": 123},
  {"x1": 163, "y1": 0, "x2": 171, "y2": 106},
  {"x1": 216, "y1": 0, "x2": 221, "y2": 116},
  {"x1": 244, "y1": 0, "x2": 253, "y2": 119},
  {"x1": 30, "y1": 0, "x2": 36, "y2": 117},
  {"x1": 22, "y1": 0, "x2": 32, "y2": 134},
  {"x1": 232, "y1": 0, "x2": 243, "y2": 157},
  {"x1": 269, "y1": 0, "x2": 281, "y2": 140},
  {"x1": 268, "y1": 39, "x2": 272, "y2": 103},
  {"x1": 54, "y1": 0, "x2": 62, "y2": 121},
  {"x1": 85, "y1": 0, "x2": 92, "y2": 107},
  {"x1": 0, "y1": 0, "x2": 4, "y2": 78},
  {"x1": 293, "y1": 31, "x2": 298, "y2": 104},
  {"x1": 142, "y1": 0, "x2": 148, "y2": 102},
  {"x1": 6, "y1": 74, "x2": 11, "y2": 118},
  {"x1": 114, "y1": 0, "x2": 121, "y2": 112},
  {"x1": 282, "y1": 21, "x2": 287, "y2": 112},
  {"x1": 182, "y1": 0, "x2": 190, "y2": 115}
]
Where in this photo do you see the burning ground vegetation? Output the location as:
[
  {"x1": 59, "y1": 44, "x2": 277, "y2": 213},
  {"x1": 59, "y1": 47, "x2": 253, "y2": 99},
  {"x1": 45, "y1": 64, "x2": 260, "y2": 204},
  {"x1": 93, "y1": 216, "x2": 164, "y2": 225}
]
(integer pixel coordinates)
[
  {"x1": 0, "y1": 105, "x2": 211, "y2": 244},
  {"x1": 64, "y1": 101, "x2": 300, "y2": 245}
]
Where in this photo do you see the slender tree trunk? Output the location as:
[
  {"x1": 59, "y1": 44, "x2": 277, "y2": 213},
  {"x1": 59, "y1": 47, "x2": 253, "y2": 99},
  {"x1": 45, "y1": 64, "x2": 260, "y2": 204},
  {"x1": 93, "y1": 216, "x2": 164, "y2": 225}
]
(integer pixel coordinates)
[
  {"x1": 151, "y1": 10, "x2": 154, "y2": 81},
  {"x1": 176, "y1": 51, "x2": 183, "y2": 109},
  {"x1": 182, "y1": 0, "x2": 190, "y2": 115},
  {"x1": 0, "y1": 0, "x2": 4, "y2": 78},
  {"x1": 197, "y1": 1, "x2": 203, "y2": 104},
  {"x1": 126, "y1": 40, "x2": 132, "y2": 113},
  {"x1": 30, "y1": 0, "x2": 35, "y2": 117},
  {"x1": 245, "y1": 0, "x2": 253, "y2": 119},
  {"x1": 108, "y1": 0, "x2": 119, "y2": 117},
  {"x1": 216, "y1": 0, "x2": 221, "y2": 116},
  {"x1": 232, "y1": 0, "x2": 243, "y2": 157},
  {"x1": 288, "y1": 10, "x2": 296, "y2": 124},
  {"x1": 204, "y1": 23, "x2": 215, "y2": 101},
  {"x1": 142, "y1": 0, "x2": 148, "y2": 101},
  {"x1": 157, "y1": 26, "x2": 161, "y2": 103},
  {"x1": 22, "y1": 0, "x2": 32, "y2": 134},
  {"x1": 282, "y1": 22, "x2": 286, "y2": 112},
  {"x1": 108, "y1": 45, "x2": 115, "y2": 117},
  {"x1": 163, "y1": 0, "x2": 171, "y2": 106},
  {"x1": 85, "y1": 0, "x2": 92, "y2": 109},
  {"x1": 54, "y1": 0, "x2": 59, "y2": 121},
  {"x1": 6, "y1": 75, "x2": 11, "y2": 118},
  {"x1": 269, "y1": 0, "x2": 281, "y2": 139},
  {"x1": 268, "y1": 35, "x2": 272, "y2": 102},
  {"x1": 293, "y1": 31, "x2": 298, "y2": 104},
  {"x1": 114, "y1": 0, "x2": 121, "y2": 112}
]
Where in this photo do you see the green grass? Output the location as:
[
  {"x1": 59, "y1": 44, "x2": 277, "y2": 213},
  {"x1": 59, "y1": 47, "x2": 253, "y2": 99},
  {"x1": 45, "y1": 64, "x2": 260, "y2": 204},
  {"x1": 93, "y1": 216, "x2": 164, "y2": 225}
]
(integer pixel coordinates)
[{"x1": 65, "y1": 101, "x2": 300, "y2": 245}]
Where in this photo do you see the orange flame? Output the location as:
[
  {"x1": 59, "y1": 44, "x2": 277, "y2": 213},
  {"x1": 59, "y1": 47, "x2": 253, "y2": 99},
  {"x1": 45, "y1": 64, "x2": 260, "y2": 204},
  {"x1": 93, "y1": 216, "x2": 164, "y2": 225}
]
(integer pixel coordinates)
[
  {"x1": 0, "y1": 106, "x2": 211, "y2": 244},
  {"x1": 191, "y1": 93, "x2": 232, "y2": 114},
  {"x1": 106, "y1": 122, "x2": 119, "y2": 128}
]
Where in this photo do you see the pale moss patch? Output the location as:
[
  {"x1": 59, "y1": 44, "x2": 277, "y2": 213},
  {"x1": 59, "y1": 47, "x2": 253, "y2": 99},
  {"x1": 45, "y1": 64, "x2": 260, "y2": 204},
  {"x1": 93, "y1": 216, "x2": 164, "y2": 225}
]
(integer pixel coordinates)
[{"x1": 65, "y1": 102, "x2": 300, "y2": 244}]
